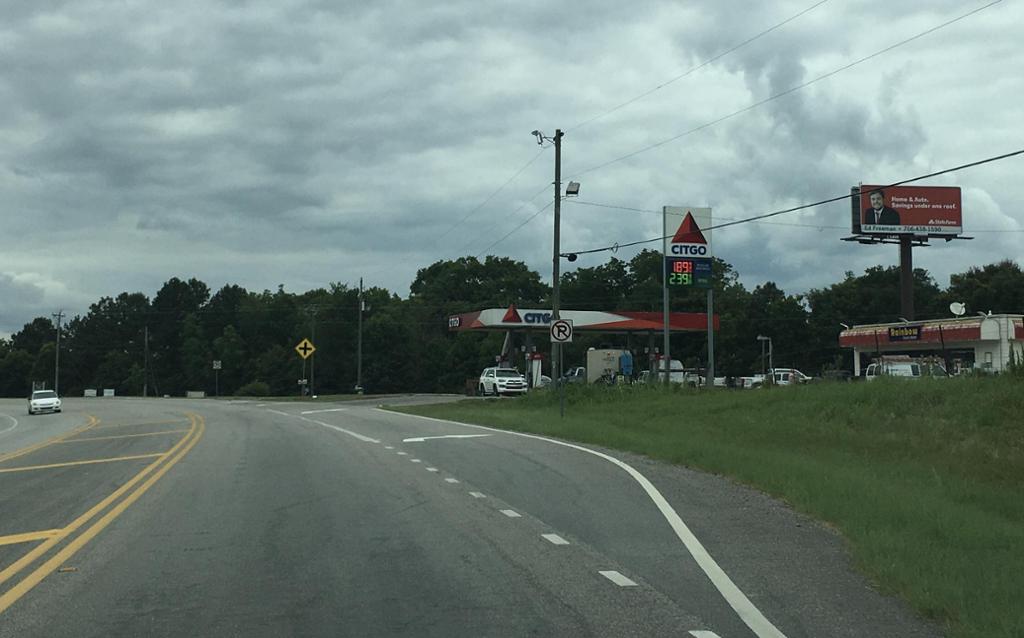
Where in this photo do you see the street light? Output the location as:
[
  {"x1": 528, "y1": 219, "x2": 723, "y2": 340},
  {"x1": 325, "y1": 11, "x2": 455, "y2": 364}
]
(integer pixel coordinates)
[{"x1": 756, "y1": 335, "x2": 773, "y2": 376}]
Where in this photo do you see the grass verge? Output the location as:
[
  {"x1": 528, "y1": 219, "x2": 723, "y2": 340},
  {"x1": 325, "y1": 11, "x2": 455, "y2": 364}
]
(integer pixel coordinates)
[{"x1": 394, "y1": 377, "x2": 1024, "y2": 638}]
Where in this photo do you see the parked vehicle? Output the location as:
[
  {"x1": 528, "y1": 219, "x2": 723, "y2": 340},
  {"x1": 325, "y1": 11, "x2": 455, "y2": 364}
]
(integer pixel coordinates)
[
  {"x1": 738, "y1": 374, "x2": 767, "y2": 388},
  {"x1": 586, "y1": 349, "x2": 630, "y2": 384},
  {"x1": 560, "y1": 366, "x2": 587, "y2": 385},
  {"x1": 771, "y1": 368, "x2": 812, "y2": 386},
  {"x1": 865, "y1": 356, "x2": 945, "y2": 380},
  {"x1": 478, "y1": 367, "x2": 528, "y2": 396},
  {"x1": 652, "y1": 359, "x2": 702, "y2": 386},
  {"x1": 28, "y1": 390, "x2": 62, "y2": 415}
]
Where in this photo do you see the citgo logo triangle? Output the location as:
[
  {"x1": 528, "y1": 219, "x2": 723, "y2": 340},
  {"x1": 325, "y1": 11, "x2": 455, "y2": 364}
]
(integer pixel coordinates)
[
  {"x1": 671, "y1": 212, "x2": 707, "y2": 244},
  {"x1": 502, "y1": 305, "x2": 522, "y2": 323}
]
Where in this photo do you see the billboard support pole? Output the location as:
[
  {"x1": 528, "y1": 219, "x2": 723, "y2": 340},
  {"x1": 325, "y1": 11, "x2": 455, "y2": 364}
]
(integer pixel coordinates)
[
  {"x1": 662, "y1": 208, "x2": 670, "y2": 385},
  {"x1": 899, "y1": 235, "x2": 914, "y2": 320},
  {"x1": 706, "y1": 288, "x2": 714, "y2": 389}
]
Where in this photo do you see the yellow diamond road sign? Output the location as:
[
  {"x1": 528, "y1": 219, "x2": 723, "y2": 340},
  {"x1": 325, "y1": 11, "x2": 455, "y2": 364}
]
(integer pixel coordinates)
[{"x1": 295, "y1": 338, "x2": 316, "y2": 359}]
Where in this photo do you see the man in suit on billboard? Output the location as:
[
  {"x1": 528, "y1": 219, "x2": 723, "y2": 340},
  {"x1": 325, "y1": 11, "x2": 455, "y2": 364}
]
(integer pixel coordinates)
[{"x1": 862, "y1": 188, "x2": 901, "y2": 225}]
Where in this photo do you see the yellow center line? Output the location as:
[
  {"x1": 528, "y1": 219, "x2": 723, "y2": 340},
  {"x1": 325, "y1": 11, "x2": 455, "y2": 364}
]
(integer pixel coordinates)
[
  {"x1": 0, "y1": 414, "x2": 205, "y2": 614},
  {"x1": 0, "y1": 415, "x2": 198, "y2": 590},
  {"x1": 57, "y1": 429, "x2": 189, "y2": 443},
  {"x1": 0, "y1": 453, "x2": 166, "y2": 474},
  {"x1": 0, "y1": 530, "x2": 63, "y2": 547},
  {"x1": 0, "y1": 416, "x2": 101, "y2": 464},
  {"x1": 90, "y1": 419, "x2": 190, "y2": 430}
]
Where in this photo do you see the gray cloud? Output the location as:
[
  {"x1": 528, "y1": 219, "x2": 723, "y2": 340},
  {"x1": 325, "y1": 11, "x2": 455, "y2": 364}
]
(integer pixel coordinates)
[{"x1": 1, "y1": 0, "x2": 1021, "y2": 334}]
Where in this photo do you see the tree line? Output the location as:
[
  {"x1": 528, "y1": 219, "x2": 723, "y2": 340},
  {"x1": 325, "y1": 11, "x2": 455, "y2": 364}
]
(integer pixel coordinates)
[{"x1": 1, "y1": 256, "x2": 1021, "y2": 397}]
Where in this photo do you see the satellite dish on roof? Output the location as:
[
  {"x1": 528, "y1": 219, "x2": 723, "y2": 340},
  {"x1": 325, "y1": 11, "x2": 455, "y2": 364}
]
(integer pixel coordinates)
[{"x1": 949, "y1": 302, "x2": 966, "y2": 317}]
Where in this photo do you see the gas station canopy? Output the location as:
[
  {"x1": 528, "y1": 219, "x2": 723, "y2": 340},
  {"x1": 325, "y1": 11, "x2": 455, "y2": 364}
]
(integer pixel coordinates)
[{"x1": 448, "y1": 305, "x2": 718, "y2": 334}]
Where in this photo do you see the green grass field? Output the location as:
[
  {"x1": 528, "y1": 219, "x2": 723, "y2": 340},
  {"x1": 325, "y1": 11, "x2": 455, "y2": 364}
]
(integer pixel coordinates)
[{"x1": 395, "y1": 377, "x2": 1024, "y2": 638}]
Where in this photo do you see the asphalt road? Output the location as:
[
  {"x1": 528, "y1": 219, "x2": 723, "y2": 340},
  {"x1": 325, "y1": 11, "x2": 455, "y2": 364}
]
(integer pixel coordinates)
[{"x1": 0, "y1": 396, "x2": 943, "y2": 637}]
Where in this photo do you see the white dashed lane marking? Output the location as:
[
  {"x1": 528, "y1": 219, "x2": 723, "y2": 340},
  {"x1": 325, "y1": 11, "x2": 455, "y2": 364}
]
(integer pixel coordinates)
[
  {"x1": 444, "y1": 478, "x2": 460, "y2": 484},
  {"x1": 396, "y1": 452, "x2": 408, "y2": 456},
  {"x1": 541, "y1": 533, "x2": 570, "y2": 545},
  {"x1": 410, "y1": 459, "x2": 422, "y2": 463},
  {"x1": 599, "y1": 571, "x2": 638, "y2": 587},
  {"x1": 469, "y1": 492, "x2": 486, "y2": 498},
  {"x1": 426, "y1": 467, "x2": 439, "y2": 472},
  {"x1": 689, "y1": 631, "x2": 723, "y2": 638},
  {"x1": 500, "y1": 509, "x2": 521, "y2": 518}
]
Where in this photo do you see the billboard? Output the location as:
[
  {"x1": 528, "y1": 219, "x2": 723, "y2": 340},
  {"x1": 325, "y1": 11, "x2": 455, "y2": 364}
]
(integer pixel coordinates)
[{"x1": 853, "y1": 185, "x2": 962, "y2": 236}]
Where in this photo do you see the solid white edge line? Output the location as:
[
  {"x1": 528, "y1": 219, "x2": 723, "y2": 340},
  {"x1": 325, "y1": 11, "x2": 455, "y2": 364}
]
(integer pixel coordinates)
[
  {"x1": 541, "y1": 533, "x2": 569, "y2": 545},
  {"x1": 0, "y1": 414, "x2": 18, "y2": 436},
  {"x1": 293, "y1": 416, "x2": 380, "y2": 443},
  {"x1": 379, "y1": 409, "x2": 788, "y2": 638},
  {"x1": 689, "y1": 631, "x2": 723, "y2": 638},
  {"x1": 500, "y1": 509, "x2": 521, "y2": 518},
  {"x1": 599, "y1": 570, "x2": 638, "y2": 587},
  {"x1": 300, "y1": 408, "x2": 349, "y2": 415},
  {"x1": 402, "y1": 434, "x2": 493, "y2": 443},
  {"x1": 267, "y1": 409, "x2": 291, "y2": 417}
]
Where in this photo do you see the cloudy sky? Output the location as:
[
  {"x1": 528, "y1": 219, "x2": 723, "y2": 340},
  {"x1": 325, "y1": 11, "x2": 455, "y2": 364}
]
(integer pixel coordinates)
[{"x1": 2, "y1": 0, "x2": 1022, "y2": 336}]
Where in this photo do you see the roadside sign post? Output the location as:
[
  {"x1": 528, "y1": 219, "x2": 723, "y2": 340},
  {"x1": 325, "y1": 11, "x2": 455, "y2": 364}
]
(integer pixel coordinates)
[
  {"x1": 550, "y1": 319, "x2": 573, "y2": 418},
  {"x1": 662, "y1": 207, "x2": 714, "y2": 387},
  {"x1": 295, "y1": 339, "x2": 316, "y2": 397},
  {"x1": 212, "y1": 360, "x2": 222, "y2": 397}
]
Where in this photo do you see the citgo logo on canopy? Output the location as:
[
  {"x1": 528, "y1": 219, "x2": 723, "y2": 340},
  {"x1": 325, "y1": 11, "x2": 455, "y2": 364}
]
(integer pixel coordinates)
[{"x1": 524, "y1": 312, "x2": 552, "y2": 324}]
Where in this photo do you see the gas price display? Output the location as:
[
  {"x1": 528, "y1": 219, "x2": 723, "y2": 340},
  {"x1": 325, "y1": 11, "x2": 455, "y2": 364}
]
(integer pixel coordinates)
[{"x1": 665, "y1": 257, "x2": 712, "y2": 288}]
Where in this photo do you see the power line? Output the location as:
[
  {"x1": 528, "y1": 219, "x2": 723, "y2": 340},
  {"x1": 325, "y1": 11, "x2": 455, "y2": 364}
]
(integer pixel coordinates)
[
  {"x1": 475, "y1": 200, "x2": 555, "y2": 258},
  {"x1": 571, "y1": 0, "x2": 1003, "y2": 178},
  {"x1": 565, "y1": 200, "x2": 1024, "y2": 233},
  {"x1": 435, "y1": 148, "x2": 548, "y2": 245},
  {"x1": 457, "y1": 182, "x2": 552, "y2": 256},
  {"x1": 563, "y1": 148, "x2": 1024, "y2": 257},
  {"x1": 567, "y1": 0, "x2": 832, "y2": 133}
]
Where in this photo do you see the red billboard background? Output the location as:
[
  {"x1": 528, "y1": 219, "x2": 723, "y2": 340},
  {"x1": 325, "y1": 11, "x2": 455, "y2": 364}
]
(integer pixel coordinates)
[{"x1": 858, "y1": 185, "x2": 962, "y2": 235}]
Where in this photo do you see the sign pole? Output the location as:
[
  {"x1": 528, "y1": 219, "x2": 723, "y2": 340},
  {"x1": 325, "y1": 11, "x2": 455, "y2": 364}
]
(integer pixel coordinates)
[
  {"x1": 550, "y1": 319, "x2": 573, "y2": 418},
  {"x1": 706, "y1": 287, "x2": 715, "y2": 389},
  {"x1": 559, "y1": 346, "x2": 565, "y2": 418},
  {"x1": 662, "y1": 207, "x2": 670, "y2": 385},
  {"x1": 899, "y1": 235, "x2": 914, "y2": 320}
]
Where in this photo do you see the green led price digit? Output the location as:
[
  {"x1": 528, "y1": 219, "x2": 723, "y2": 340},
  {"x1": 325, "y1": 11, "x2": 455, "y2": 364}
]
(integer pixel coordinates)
[{"x1": 669, "y1": 273, "x2": 692, "y2": 285}]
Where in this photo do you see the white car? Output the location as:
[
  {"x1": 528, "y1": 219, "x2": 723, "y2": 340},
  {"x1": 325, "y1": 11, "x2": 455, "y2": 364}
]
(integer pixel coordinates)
[
  {"x1": 28, "y1": 390, "x2": 62, "y2": 415},
  {"x1": 478, "y1": 367, "x2": 527, "y2": 396}
]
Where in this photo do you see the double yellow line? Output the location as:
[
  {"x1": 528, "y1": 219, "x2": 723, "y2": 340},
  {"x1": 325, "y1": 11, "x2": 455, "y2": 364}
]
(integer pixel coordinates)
[{"x1": 0, "y1": 413, "x2": 205, "y2": 614}]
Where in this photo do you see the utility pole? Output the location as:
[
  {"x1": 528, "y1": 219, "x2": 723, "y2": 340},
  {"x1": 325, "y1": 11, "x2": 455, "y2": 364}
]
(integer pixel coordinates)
[
  {"x1": 551, "y1": 129, "x2": 564, "y2": 387},
  {"x1": 143, "y1": 325, "x2": 149, "y2": 398},
  {"x1": 52, "y1": 310, "x2": 65, "y2": 394},
  {"x1": 357, "y1": 278, "x2": 364, "y2": 393},
  {"x1": 307, "y1": 305, "x2": 319, "y2": 397}
]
